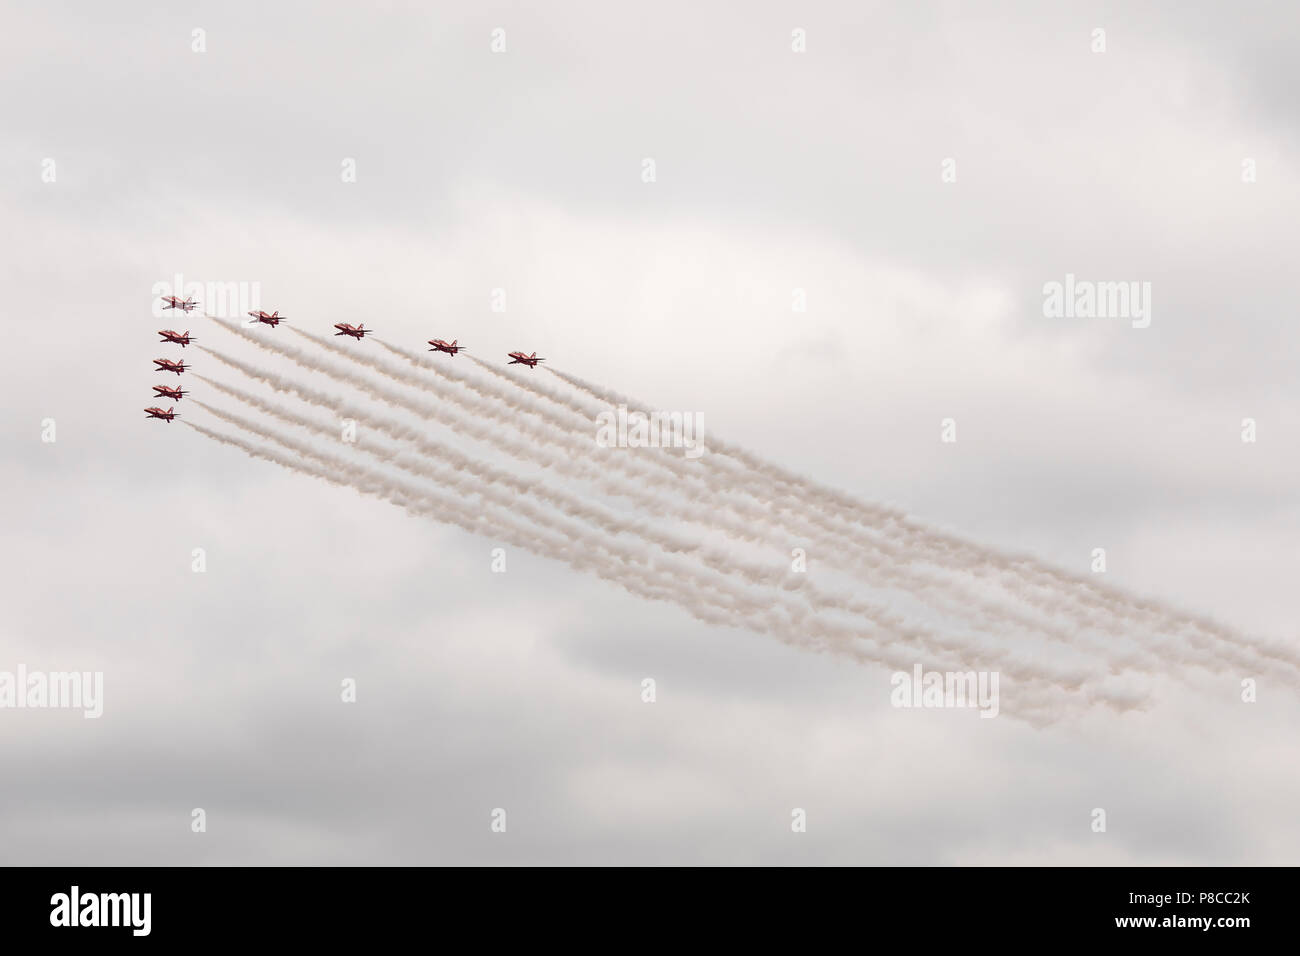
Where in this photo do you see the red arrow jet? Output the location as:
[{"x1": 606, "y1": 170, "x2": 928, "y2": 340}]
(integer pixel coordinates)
[
  {"x1": 153, "y1": 357, "x2": 189, "y2": 375},
  {"x1": 144, "y1": 406, "x2": 179, "y2": 422},
  {"x1": 428, "y1": 338, "x2": 465, "y2": 355},
  {"x1": 160, "y1": 295, "x2": 198, "y2": 312},
  {"x1": 334, "y1": 323, "x2": 370, "y2": 339},
  {"x1": 158, "y1": 329, "x2": 195, "y2": 347},
  {"x1": 152, "y1": 384, "x2": 188, "y2": 401},
  {"x1": 507, "y1": 351, "x2": 544, "y2": 368}
]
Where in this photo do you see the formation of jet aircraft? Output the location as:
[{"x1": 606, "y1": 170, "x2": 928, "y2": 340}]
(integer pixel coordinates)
[
  {"x1": 148, "y1": 304, "x2": 196, "y2": 421},
  {"x1": 148, "y1": 293, "x2": 551, "y2": 423}
]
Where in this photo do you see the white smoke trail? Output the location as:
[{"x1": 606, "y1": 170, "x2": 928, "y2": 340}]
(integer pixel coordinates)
[
  {"x1": 198, "y1": 322, "x2": 1286, "y2": 681},
  {"x1": 196, "y1": 346, "x2": 1163, "y2": 697},
  {"x1": 291, "y1": 327, "x2": 1290, "y2": 679},
  {"x1": 302, "y1": 327, "x2": 1218, "y2": 661},
  {"x1": 542, "y1": 366, "x2": 1300, "y2": 676},
  {"x1": 192, "y1": 348, "x2": 1149, "y2": 671},
  {"x1": 182, "y1": 421, "x2": 738, "y2": 620},
  {"x1": 379, "y1": 343, "x2": 1149, "y2": 666},
  {"x1": 229, "y1": 321, "x2": 1134, "y2": 668},
  {"x1": 183, "y1": 411, "x2": 1138, "y2": 722},
  {"x1": 191, "y1": 386, "x2": 1133, "y2": 706}
]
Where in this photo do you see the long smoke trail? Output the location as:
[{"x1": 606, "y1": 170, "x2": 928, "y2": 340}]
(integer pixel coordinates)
[
  {"x1": 373, "y1": 341, "x2": 1162, "y2": 664},
  {"x1": 195, "y1": 350, "x2": 1169, "y2": 677},
  {"x1": 293, "y1": 334, "x2": 1140, "y2": 642},
  {"x1": 295, "y1": 326, "x2": 1295, "y2": 678},
  {"x1": 182, "y1": 421, "x2": 752, "y2": 625},
  {"x1": 255, "y1": 322, "x2": 1139, "y2": 662},
  {"x1": 542, "y1": 365, "x2": 1300, "y2": 675},
  {"x1": 193, "y1": 377, "x2": 699, "y2": 555},
  {"x1": 190, "y1": 385, "x2": 1136, "y2": 706},
  {"x1": 184, "y1": 407, "x2": 1140, "y2": 721},
  {"x1": 197, "y1": 345, "x2": 1175, "y2": 691},
  {"x1": 309, "y1": 327, "x2": 1237, "y2": 660},
  {"x1": 199, "y1": 320, "x2": 1290, "y2": 681}
]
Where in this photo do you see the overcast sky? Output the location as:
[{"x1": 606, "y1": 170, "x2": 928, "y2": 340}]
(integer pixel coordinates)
[{"x1": 1, "y1": 0, "x2": 1297, "y2": 864}]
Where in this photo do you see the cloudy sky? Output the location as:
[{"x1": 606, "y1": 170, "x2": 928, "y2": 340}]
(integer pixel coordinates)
[{"x1": 1, "y1": 0, "x2": 1297, "y2": 865}]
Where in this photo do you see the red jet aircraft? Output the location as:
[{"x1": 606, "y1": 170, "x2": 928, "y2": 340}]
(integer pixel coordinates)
[
  {"x1": 144, "y1": 406, "x2": 179, "y2": 423},
  {"x1": 153, "y1": 357, "x2": 189, "y2": 375},
  {"x1": 160, "y1": 295, "x2": 198, "y2": 312},
  {"x1": 152, "y1": 384, "x2": 188, "y2": 401},
  {"x1": 158, "y1": 329, "x2": 195, "y2": 347},
  {"x1": 428, "y1": 338, "x2": 465, "y2": 355},
  {"x1": 334, "y1": 323, "x2": 371, "y2": 339},
  {"x1": 507, "y1": 351, "x2": 544, "y2": 368},
  {"x1": 247, "y1": 310, "x2": 285, "y2": 327}
]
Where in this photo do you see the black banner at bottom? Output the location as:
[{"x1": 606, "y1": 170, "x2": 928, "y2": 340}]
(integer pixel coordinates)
[{"x1": 0, "y1": 865, "x2": 1280, "y2": 943}]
